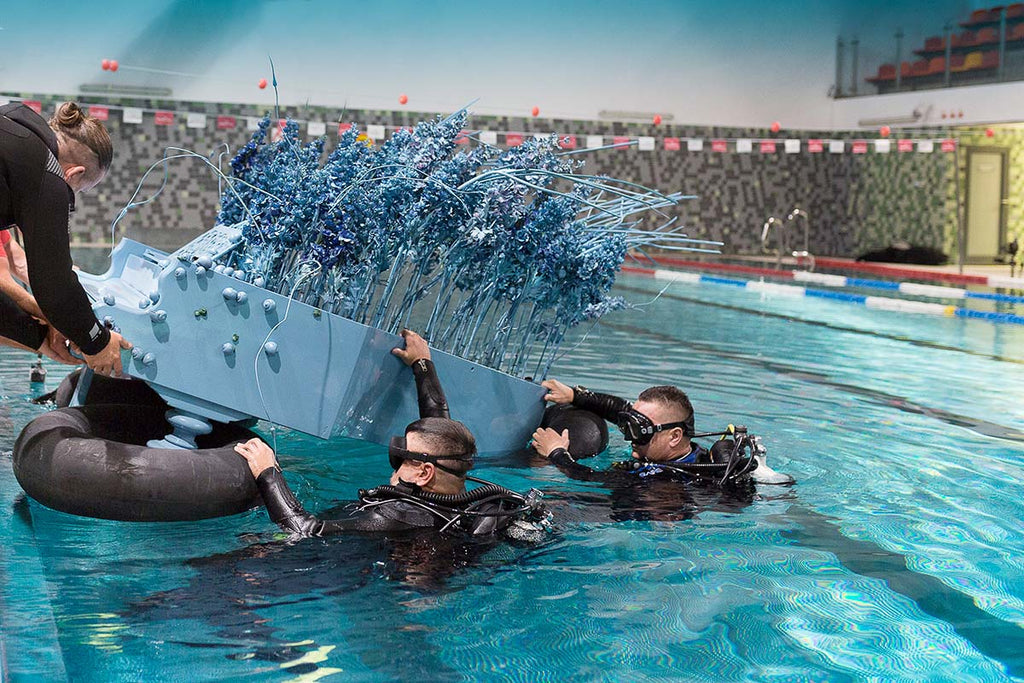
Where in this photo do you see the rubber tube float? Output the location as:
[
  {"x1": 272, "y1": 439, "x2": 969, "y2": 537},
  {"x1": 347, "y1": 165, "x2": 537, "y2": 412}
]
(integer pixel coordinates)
[{"x1": 13, "y1": 404, "x2": 261, "y2": 522}]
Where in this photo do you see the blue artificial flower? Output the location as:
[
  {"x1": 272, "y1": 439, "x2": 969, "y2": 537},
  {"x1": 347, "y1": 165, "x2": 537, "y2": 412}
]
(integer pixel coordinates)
[{"x1": 213, "y1": 109, "x2": 690, "y2": 376}]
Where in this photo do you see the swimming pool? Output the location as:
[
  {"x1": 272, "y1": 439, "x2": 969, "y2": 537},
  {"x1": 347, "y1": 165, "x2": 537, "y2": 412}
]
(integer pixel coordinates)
[{"x1": 2, "y1": 270, "x2": 1023, "y2": 681}]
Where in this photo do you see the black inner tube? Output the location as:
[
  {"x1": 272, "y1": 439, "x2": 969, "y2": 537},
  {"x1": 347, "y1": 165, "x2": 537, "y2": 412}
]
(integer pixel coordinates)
[{"x1": 13, "y1": 404, "x2": 261, "y2": 522}]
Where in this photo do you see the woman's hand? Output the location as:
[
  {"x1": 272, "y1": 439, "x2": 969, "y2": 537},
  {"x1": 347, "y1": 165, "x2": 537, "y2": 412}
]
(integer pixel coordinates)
[
  {"x1": 234, "y1": 438, "x2": 279, "y2": 479},
  {"x1": 83, "y1": 331, "x2": 131, "y2": 376},
  {"x1": 39, "y1": 326, "x2": 81, "y2": 365}
]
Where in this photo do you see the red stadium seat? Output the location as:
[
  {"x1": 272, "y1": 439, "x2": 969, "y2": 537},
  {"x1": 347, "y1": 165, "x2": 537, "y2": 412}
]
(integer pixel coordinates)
[
  {"x1": 900, "y1": 61, "x2": 913, "y2": 76},
  {"x1": 981, "y1": 50, "x2": 1000, "y2": 68},
  {"x1": 868, "y1": 63, "x2": 897, "y2": 82},
  {"x1": 965, "y1": 9, "x2": 992, "y2": 24},
  {"x1": 952, "y1": 30, "x2": 977, "y2": 47},
  {"x1": 923, "y1": 36, "x2": 945, "y2": 51},
  {"x1": 950, "y1": 53, "x2": 966, "y2": 70},
  {"x1": 927, "y1": 56, "x2": 947, "y2": 74},
  {"x1": 910, "y1": 59, "x2": 930, "y2": 77},
  {"x1": 976, "y1": 27, "x2": 998, "y2": 44},
  {"x1": 1007, "y1": 3, "x2": 1024, "y2": 19},
  {"x1": 1011, "y1": 22, "x2": 1024, "y2": 40}
]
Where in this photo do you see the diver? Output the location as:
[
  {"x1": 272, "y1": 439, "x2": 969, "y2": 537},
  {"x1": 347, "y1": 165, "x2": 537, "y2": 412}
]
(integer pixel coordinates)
[
  {"x1": 531, "y1": 379, "x2": 765, "y2": 486},
  {"x1": 0, "y1": 101, "x2": 131, "y2": 374},
  {"x1": 235, "y1": 330, "x2": 546, "y2": 538}
]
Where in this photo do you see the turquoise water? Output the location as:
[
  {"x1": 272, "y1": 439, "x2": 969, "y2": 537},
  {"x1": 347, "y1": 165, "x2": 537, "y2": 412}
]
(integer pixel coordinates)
[{"x1": 2, "y1": 270, "x2": 1024, "y2": 682}]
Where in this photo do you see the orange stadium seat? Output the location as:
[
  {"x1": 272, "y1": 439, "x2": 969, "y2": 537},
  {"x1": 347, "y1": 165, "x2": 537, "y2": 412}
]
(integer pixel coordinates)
[
  {"x1": 910, "y1": 59, "x2": 930, "y2": 77},
  {"x1": 927, "y1": 56, "x2": 947, "y2": 74},
  {"x1": 1011, "y1": 22, "x2": 1024, "y2": 39}
]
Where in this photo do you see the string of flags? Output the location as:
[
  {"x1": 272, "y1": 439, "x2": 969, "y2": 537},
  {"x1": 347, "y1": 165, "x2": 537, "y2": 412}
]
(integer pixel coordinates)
[{"x1": 3, "y1": 96, "x2": 960, "y2": 154}]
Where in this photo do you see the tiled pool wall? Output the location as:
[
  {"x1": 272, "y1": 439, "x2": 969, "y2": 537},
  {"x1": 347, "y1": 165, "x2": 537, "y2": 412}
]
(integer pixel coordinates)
[{"x1": 8, "y1": 92, "x2": 1022, "y2": 259}]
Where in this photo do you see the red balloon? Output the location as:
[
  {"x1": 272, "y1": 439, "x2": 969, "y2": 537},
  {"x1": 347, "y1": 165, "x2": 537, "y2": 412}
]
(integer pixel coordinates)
[
  {"x1": 879, "y1": 125, "x2": 891, "y2": 138},
  {"x1": 258, "y1": 78, "x2": 268, "y2": 89},
  {"x1": 398, "y1": 94, "x2": 408, "y2": 105},
  {"x1": 986, "y1": 127, "x2": 995, "y2": 138},
  {"x1": 101, "y1": 59, "x2": 111, "y2": 71},
  {"x1": 770, "y1": 121, "x2": 781, "y2": 133},
  {"x1": 531, "y1": 106, "x2": 540, "y2": 117},
  {"x1": 109, "y1": 60, "x2": 119, "y2": 72},
  {"x1": 653, "y1": 114, "x2": 662, "y2": 126}
]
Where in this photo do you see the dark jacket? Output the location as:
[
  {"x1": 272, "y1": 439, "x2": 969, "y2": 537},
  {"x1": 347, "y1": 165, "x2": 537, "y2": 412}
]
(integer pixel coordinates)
[
  {"x1": 0, "y1": 103, "x2": 109, "y2": 354},
  {"x1": 256, "y1": 359, "x2": 539, "y2": 537}
]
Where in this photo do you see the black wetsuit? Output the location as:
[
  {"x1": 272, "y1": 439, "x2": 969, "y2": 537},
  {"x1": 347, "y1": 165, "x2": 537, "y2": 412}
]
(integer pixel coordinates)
[
  {"x1": 0, "y1": 103, "x2": 109, "y2": 354},
  {"x1": 257, "y1": 359, "x2": 540, "y2": 537},
  {"x1": 548, "y1": 387, "x2": 709, "y2": 485}
]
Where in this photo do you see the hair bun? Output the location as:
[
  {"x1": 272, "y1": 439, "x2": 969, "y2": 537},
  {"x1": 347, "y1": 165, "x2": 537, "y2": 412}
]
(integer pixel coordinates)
[{"x1": 53, "y1": 102, "x2": 85, "y2": 128}]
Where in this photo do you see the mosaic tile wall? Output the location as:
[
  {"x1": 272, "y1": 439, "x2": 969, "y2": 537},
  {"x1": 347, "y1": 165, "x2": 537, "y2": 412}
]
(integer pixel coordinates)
[{"x1": 7, "y1": 93, "x2": 962, "y2": 260}]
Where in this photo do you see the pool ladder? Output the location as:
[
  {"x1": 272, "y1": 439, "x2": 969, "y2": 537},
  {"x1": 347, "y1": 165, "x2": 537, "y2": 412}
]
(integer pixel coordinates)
[
  {"x1": 787, "y1": 207, "x2": 815, "y2": 271},
  {"x1": 761, "y1": 216, "x2": 786, "y2": 270},
  {"x1": 762, "y1": 208, "x2": 814, "y2": 271}
]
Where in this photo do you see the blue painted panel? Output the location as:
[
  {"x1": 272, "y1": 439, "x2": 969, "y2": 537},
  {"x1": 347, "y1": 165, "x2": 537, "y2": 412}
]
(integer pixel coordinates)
[{"x1": 78, "y1": 240, "x2": 546, "y2": 454}]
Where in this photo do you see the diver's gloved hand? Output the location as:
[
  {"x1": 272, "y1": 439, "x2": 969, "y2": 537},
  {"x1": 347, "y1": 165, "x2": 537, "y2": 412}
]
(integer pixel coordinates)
[
  {"x1": 540, "y1": 379, "x2": 574, "y2": 405},
  {"x1": 392, "y1": 328, "x2": 431, "y2": 366}
]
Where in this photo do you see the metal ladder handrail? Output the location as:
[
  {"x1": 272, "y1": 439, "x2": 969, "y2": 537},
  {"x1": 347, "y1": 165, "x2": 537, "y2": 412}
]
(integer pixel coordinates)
[{"x1": 787, "y1": 207, "x2": 814, "y2": 271}]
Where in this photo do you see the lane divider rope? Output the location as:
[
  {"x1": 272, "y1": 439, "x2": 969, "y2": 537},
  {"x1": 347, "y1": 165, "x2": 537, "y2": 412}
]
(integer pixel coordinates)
[
  {"x1": 621, "y1": 265, "x2": 1024, "y2": 325},
  {"x1": 646, "y1": 255, "x2": 1024, "y2": 292}
]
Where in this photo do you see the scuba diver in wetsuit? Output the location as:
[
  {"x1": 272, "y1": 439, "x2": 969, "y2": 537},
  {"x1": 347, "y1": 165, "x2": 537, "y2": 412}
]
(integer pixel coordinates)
[
  {"x1": 531, "y1": 379, "x2": 764, "y2": 487},
  {"x1": 235, "y1": 330, "x2": 546, "y2": 538},
  {"x1": 0, "y1": 101, "x2": 131, "y2": 374}
]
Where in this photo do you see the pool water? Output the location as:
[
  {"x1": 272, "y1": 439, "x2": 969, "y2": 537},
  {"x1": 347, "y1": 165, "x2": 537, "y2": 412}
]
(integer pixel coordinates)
[{"x1": 2, "y1": 271, "x2": 1024, "y2": 682}]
